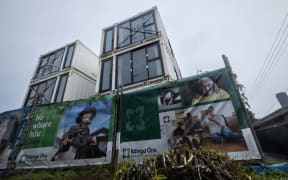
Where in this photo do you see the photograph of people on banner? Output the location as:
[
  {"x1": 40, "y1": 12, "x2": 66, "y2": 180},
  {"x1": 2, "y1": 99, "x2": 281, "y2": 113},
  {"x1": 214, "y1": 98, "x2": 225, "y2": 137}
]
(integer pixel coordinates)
[
  {"x1": 120, "y1": 68, "x2": 260, "y2": 161},
  {"x1": 182, "y1": 73, "x2": 230, "y2": 106},
  {"x1": 160, "y1": 100, "x2": 247, "y2": 152},
  {"x1": 0, "y1": 108, "x2": 29, "y2": 169},
  {"x1": 51, "y1": 98, "x2": 112, "y2": 161}
]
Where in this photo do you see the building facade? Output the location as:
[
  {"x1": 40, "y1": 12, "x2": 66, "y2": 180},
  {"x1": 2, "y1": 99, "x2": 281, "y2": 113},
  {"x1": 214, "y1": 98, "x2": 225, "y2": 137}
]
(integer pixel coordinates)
[
  {"x1": 23, "y1": 40, "x2": 98, "y2": 106},
  {"x1": 96, "y1": 7, "x2": 182, "y2": 94}
]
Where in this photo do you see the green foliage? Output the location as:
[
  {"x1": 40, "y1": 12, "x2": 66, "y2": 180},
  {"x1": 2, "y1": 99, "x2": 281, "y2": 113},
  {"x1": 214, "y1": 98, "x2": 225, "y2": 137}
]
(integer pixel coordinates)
[
  {"x1": 3, "y1": 165, "x2": 113, "y2": 180},
  {"x1": 2, "y1": 150, "x2": 288, "y2": 180},
  {"x1": 115, "y1": 148, "x2": 288, "y2": 180}
]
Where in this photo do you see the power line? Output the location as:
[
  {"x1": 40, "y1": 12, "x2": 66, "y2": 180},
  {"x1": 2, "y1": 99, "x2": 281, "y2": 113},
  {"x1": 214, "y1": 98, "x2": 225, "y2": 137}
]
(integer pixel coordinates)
[
  {"x1": 255, "y1": 26, "x2": 288, "y2": 91},
  {"x1": 251, "y1": 13, "x2": 288, "y2": 90},
  {"x1": 249, "y1": 12, "x2": 288, "y2": 96}
]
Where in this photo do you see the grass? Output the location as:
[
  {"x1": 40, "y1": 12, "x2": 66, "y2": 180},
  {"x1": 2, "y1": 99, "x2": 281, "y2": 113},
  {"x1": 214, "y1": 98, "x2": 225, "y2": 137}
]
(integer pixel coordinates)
[{"x1": 2, "y1": 149, "x2": 288, "y2": 180}]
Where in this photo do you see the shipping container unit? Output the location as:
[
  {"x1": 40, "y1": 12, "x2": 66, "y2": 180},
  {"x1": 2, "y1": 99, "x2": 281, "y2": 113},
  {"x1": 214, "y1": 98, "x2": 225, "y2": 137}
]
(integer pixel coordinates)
[
  {"x1": 96, "y1": 6, "x2": 182, "y2": 95},
  {"x1": 23, "y1": 40, "x2": 98, "y2": 107}
]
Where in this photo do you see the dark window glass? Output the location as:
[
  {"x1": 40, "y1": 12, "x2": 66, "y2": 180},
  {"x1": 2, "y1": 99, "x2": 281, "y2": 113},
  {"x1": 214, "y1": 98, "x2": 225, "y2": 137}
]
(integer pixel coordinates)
[
  {"x1": 116, "y1": 43, "x2": 164, "y2": 88},
  {"x1": 117, "y1": 53, "x2": 131, "y2": 87},
  {"x1": 148, "y1": 59, "x2": 163, "y2": 78},
  {"x1": 144, "y1": 24, "x2": 156, "y2": 39},
  {"x1": 147, "y1": 44, "x2": 159, "y2": 60},
  {"x1": 118, "y1": 22, "x2": 130, "y2": 48},
  {"x1": 64, "y1": 45, "x2": 75, "y2": 68},
  {"x1": 52, "y1": 49, "x2": 65, "y2": 72},
  {"x1": 24, "y1": 78, "x2": 57, "y2": 106},
  {"x1": 131, "y1": 18, "x2": 144, "y2": 44},
  {"x1": 100, "y1": 59, "x2": 112, "y2": 92},
  {"x1": 47, "y1": 53, "x2": 55, "y2": 74},
  {"x1": 117, "y1": 11, "x2": 157, "y2": 48},
  {"x1": 35, "y1": 49, "x2": 64, "y2": 79},
  {"x1": 55, "y1": 74, "x2": 68, "y2": 102},
  {"x1": 104, "y1": 28, "x2": 114, "y2": 53},
  {"x1": 132, "y1": 48, "x2": 147, "y2": 82},
  {"x1": 143, "y1": 13, "x2": 154, "y2": 25}
]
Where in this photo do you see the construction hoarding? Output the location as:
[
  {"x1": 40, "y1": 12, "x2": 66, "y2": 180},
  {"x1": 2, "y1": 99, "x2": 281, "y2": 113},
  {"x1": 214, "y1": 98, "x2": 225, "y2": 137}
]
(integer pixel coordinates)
[
  {"x1": 16, "y1": 96, "x2": 115, "y2": 168},
  {"x1": 120, "y1": 68, "x2": 260, "y2": 162},
  {"x1": 0, "y1": 108, "x2": 30, "y2": 169}
]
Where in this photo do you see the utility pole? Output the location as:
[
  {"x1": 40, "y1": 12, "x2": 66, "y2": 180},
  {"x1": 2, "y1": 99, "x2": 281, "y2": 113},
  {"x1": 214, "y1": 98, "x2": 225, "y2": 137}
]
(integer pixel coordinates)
[
  {"x1": 222, "y1": 54, "x2": 263, "y2": 158},
  {"x1": 112, "y1": 87, "x2": 122, "y2": 173}
]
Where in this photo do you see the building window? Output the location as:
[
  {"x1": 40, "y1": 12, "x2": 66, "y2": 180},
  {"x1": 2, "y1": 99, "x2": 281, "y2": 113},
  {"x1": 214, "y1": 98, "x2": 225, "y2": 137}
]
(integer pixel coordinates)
[
  {"x1": 116, "y1": 42, "x2": 163, "y2": 87},
  {"x1": 103, "y1": 28, "x2": 114, "y2": 53},
  {"x1": 34, "y1": 49, "x2": 65, "y2": 79},
  {"x1": 24, "y1": 78, "x2": 57, "y2": 106},
  {"x1": 54, "y1": 74, "x2": 68, "y2": 102},
  {"x1": 63, "y1": 44, "x2": 75, "y2": 68},
  {"x1": 100, "y1": 58, "x2": 113, "y2": 92},
  {"x1": 117, "y1": 11, "x2": 157, "y2": 48}
]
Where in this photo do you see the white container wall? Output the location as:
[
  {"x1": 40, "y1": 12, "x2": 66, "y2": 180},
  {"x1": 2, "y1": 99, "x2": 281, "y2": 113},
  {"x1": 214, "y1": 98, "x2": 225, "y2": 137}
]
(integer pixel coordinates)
[
  {"x1": 23, "y1": 40, "x2": 98, "y2": 106},
  {"x1": 72, "y1": 41, "x2": 98, "y2": 79},
  {"x1": 63, "y1": 70, "x2": 96, "y2": 101}
]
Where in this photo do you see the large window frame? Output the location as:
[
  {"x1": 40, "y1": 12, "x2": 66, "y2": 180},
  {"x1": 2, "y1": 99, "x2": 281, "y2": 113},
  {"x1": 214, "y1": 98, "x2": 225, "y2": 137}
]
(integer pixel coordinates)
[
  {"x1": 116, "y1": 42, "x2": 164, "y2": 88},
  {"x1": 24, "y1": 78, "x2": 57, "y2": 106},
  {"x1": 54, "y1": 73, "x2": 69, "y2": 103},
  {"x1": 63, "y1": 44, "x2": 75, "y2": 69},
  {"x1": 99, "y1": 58, "x2": 113, "y2": 92},
  {"x1": 117, "y1": 10, "x2": 158, "y2": 49},
  {"x1": 103, "y1": 28, "x2": 114, "y2": 54},
  {"x1": 34, "y1": 48, "x2": 65, "y2": 79}
]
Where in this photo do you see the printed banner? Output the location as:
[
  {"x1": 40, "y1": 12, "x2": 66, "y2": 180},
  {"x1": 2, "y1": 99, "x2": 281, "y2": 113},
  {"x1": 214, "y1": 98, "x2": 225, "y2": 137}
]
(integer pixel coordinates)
[
  {"x1": 0, "y1": 108, "x2": 30, "y2": 169},
  {"x1": 120, "y1": 68, "x2": 260, "y2": 162},
  {"x1": 16, "y1": 96, "x2": 115, "y2": 168}
]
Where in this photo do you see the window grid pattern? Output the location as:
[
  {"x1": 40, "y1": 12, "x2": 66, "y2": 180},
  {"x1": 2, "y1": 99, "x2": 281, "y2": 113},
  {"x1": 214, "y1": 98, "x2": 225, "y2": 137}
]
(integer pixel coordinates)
[
  {"x1": 35, "y1": 49, "x2": 65, "y2": 79},
  {"x1": 54, "y1": 74, "x2": 68, "y2": 102},
  {"x1": 116, "y1": 43, "x2": 164, "y2": 88},
  {"x1": 25, "y1": 78, "x2": 57, "y2": 106},
  {"x1": 117, "y1": 11, "x2": 157, "y2": 48}
]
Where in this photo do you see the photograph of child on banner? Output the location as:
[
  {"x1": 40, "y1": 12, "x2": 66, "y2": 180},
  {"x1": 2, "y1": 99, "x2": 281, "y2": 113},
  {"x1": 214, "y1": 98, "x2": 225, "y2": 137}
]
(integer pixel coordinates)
[{"x1": 51, "y1": 101, "x2": 110, "y2": 161}]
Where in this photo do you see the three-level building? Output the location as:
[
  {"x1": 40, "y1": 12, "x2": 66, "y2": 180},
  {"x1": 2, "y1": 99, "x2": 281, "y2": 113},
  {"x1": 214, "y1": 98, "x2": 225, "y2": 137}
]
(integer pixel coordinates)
[
  {"x1": 96, "y1": 7, "x2": 182, "y2": 94},
  {"x1": 23, "y1": 40, "x2": 98, "y2": 106}
]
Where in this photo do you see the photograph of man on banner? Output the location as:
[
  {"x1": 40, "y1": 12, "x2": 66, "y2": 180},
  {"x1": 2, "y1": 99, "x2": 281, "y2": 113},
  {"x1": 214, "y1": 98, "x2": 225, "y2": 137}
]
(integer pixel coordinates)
[
  {"x1": 196, "y1": 101, "x2": 248, "y2": 152},
  {"x1": 182, "y1": 74, "x2": 230, "y2": 106},
  {"x1": 51, "y1": 101, "x2": 110, "y2": 161},
  {"x1": 201, "y1": 105, "x2": 242, "y2": 144}
]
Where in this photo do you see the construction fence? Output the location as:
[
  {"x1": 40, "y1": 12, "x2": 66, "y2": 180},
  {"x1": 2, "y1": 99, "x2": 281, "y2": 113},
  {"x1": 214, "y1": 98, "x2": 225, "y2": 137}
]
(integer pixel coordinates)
[{"x1": 0, "y1": 68, "x2": 261, "y2": 170}]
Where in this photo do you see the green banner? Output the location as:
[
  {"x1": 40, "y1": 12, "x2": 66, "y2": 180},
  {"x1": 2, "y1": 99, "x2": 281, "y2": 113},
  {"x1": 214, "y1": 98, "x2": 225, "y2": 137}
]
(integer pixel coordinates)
[
  {"x1": 17, "y1": 96, "x2": 116, "y2": 168},
  {"x1": 120, "y1": 90, "x2": 160, "y2": 142},
  {"x1": 120, "y1": 68, "x2": 260, "y2": 161},
  {"x1": 23, "y1": 103, "x2": 67, "y2": 149}
]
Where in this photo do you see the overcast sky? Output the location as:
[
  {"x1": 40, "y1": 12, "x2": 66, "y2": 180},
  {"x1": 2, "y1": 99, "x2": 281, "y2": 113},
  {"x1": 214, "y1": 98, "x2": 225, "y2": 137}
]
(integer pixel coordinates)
[{"x1": 0, "y1": 0, "x2": 287, "y2": 118}]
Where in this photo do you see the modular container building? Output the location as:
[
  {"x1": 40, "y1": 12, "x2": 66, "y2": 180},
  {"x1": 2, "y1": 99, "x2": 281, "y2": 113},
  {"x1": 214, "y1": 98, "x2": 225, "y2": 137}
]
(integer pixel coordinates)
[
  {"x1": 23, "y1": 40, "x2": 98, "y2": 107},
  {"x1": 96, "y1": 6, "x2": 182, "y2": 95}
]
